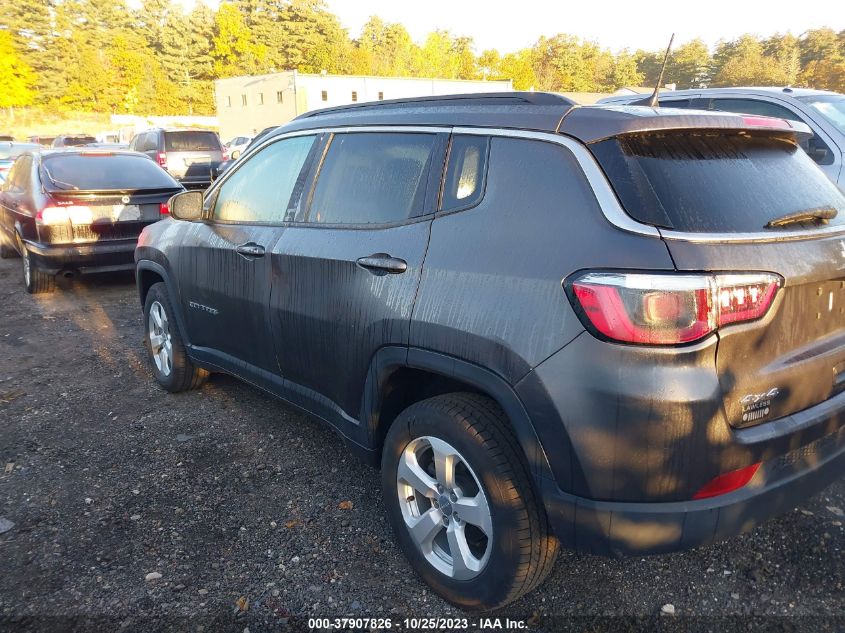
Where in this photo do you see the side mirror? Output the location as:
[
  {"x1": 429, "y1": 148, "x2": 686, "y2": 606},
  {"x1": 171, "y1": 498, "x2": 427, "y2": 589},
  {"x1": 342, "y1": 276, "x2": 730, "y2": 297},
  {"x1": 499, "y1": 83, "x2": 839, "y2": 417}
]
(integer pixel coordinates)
[
  {"x1": 168, "y1": 190, "x2": 204, "y2": 221},
  {"x1": 231, "y1": 149, "x2": 241, "y2": 160}
]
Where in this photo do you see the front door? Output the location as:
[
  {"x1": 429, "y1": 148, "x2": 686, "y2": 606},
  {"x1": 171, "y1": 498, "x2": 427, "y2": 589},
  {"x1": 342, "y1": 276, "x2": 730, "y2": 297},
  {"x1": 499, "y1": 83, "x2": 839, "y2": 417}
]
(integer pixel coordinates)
[
  {"x1": 270, "y1": 130, "x2": 446, "y2": 436},
  {"x1": 177, "y1": 133, "x2": 321, "y2": 380}
]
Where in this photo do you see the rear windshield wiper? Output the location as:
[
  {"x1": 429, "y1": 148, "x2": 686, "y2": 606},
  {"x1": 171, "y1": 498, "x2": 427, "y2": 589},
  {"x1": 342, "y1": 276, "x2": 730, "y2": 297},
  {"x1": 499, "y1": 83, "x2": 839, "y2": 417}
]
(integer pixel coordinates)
[
  {"x1": 41, "y1": 165, "x2": 78, "y2": 191},
  {"x1": 765, "y1": 207, "x2": 838, "y2": 229}
]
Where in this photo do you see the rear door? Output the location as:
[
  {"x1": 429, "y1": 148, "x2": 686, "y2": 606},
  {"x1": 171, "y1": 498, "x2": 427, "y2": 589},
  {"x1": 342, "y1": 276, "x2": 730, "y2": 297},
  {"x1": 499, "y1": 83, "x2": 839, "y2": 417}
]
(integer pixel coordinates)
[
  {"x1": 270, "y1": 129, "x2": 446, "y2": 432},
  {"x1": 591, "y1": 129, "x2": 845, "y2": 428},
  {"x1": 175, "y1": 133, "x2": 321, "y2": 380}
]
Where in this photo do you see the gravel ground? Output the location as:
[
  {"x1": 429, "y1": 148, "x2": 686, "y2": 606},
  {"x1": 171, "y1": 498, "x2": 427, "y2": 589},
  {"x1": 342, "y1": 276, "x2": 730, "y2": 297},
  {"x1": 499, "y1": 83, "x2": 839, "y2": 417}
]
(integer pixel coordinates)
[{"x1": 1, "y1": 257, "x2": 844, "y2": 632}]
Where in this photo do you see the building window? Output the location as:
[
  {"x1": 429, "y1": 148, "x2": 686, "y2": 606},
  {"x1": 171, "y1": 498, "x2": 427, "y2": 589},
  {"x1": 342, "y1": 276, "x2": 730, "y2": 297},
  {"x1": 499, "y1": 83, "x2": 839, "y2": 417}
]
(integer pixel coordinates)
[
  {"x1": 226, "y1": 96, "x2": 232, "y2": 107},
  {"x1": 257, "y1": 93, "x2": 264, "y2": 105},
  {"x1": 321, "y1": 90, "x2": 328, "y2": 102},
  {"x1": 378, "y1": 91, "x2": 384, "y2": 101},
  {"x1": 241, "y1": 94, "x2": 247, "y2": 106},
  {"x1": 351, "y1": 91, "x2": 358, "y2": 102},
  {"x1": 277, "y1": 91, "x2": 284, "y2": 104}
]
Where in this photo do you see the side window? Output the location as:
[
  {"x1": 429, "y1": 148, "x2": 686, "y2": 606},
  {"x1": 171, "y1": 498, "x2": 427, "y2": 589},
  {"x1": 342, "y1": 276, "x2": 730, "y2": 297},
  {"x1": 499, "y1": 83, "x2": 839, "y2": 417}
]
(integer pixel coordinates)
[
  {"x1": 710, "y1": 98, "x2": 801, "y2": 122},
  {"x1": 214, "y1": 135, "x2": 317, "y2": 223},
  {"x1": 658, "y1": 99, "x2": 691, "y2": 109},
  {"x1": 12, "y1": 156, "x2": 32, "y2": 190},
  {"x1": 307, "y1": 132, "x2": 437, "y2": 225},
  {"x1": 441, "y1": 135, "x2": 489, "y2": 212}
]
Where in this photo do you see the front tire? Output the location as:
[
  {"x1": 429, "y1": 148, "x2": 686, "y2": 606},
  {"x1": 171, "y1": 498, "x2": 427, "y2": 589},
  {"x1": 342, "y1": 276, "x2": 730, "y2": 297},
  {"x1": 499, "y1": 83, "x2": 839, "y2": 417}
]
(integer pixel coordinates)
[
  {"x1": 143, "y1": 282, "x2": 208, "y2": 392},
  {"x1": 17, "y1": 234, "x2": 55, "y2": 294},
  {"x1": 382, "y1": 393, "x2": 559, "y2": 611}
]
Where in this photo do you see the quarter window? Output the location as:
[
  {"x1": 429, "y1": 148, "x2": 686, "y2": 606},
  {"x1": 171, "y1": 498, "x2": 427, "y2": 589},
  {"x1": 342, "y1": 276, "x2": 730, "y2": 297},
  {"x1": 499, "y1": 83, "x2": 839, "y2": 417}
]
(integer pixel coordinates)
[
  {"x1": 441, "y1": 135, "x2": 489, "y2": 212},
  {"x1": 214, "y1": 135, "x2": 317, "y2": 223},
  {"x1": 307, "y1": 132, "x2": 437, "y2": 225}
]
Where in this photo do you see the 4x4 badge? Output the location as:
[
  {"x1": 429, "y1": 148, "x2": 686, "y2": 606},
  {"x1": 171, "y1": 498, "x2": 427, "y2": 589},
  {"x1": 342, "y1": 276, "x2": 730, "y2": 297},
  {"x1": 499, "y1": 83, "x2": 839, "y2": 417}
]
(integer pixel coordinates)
[{"x1": 740, "y1": 388, "x2": 780, "y2": 423}]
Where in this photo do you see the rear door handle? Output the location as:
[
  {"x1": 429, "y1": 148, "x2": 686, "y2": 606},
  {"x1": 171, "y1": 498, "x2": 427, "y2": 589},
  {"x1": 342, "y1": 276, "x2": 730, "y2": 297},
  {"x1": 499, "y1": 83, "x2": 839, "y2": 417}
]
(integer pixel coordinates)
[
  {"x1": 356, "y1": 253, "x2": 407, "y2": 274},
  {"x1": 235, "y1": 243, "x2": 265, "y2": 258}
]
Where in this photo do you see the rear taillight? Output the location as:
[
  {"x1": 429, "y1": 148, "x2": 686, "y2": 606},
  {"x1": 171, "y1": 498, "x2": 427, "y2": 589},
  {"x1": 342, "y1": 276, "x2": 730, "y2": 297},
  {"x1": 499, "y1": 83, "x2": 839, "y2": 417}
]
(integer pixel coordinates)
[
  {"x1": 221, "y1": 147, "x2": 229, "y2": 161},
  {"x1": 159, "y1": 201, "x2": 170, "y2": 215},
  {"x1": 36, "y1": 204, "x2": 94, "y2": 225},
  {"x1": 566, "y1": 272, "x2": 781, "y2": 346},
  {"x1": 157, "y1": 152, "x2": 167, "y2": 167},
  {"x1": 693, "y1": 462, "x2": 761, "y2": 499}
]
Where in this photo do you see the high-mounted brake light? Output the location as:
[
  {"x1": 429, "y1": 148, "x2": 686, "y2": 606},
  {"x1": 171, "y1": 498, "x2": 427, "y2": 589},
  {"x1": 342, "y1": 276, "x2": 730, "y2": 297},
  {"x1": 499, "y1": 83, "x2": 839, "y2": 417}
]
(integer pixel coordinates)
[
  {"x1": 157, "y1": 152, "x2": 167, "y2": 167},
  {"x1": 693, "y1": 462, "x2": 761, "y2": 499},
  {"x1": 159, "y1": 201, "x2": 170, "y2": 215},
  {"x1": 741, "y1": 115, "x2": 791, "y2": 130},
  {"x1": 567, "y1": 272, "x2": 782, "y2": 345}
]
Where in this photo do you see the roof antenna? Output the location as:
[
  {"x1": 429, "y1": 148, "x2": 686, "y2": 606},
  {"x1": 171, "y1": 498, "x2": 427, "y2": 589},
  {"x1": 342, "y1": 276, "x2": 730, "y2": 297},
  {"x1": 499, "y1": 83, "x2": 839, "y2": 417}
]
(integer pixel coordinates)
[{"x1": 647, "y1": 33, "x2": 675, "y2": 108}]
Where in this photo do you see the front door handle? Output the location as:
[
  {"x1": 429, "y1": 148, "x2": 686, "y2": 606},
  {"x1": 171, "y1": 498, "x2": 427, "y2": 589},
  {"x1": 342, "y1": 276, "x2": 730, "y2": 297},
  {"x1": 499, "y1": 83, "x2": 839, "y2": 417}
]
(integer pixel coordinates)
[
  {"x1": 235, "y1": 243, "x2": 265, "y2": 258},
  {"x1": 356, "y1": 253, "x2": 407, "y2": 274}
]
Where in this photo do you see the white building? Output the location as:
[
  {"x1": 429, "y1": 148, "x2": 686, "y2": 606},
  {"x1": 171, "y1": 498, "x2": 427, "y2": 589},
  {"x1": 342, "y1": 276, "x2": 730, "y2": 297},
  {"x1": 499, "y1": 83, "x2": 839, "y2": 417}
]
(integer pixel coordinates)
[{"x1": 214, "y1": 71, "x2": 513, "y2": 141}]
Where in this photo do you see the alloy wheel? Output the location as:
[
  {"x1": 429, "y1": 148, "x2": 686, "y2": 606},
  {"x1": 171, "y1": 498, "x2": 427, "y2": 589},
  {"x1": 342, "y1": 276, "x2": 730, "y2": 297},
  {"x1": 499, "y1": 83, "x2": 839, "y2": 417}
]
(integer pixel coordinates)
[
  {"x1": 396, "y1": 436, "x2": 493, "y2": 580},
  {"x1": 148, "y1": 301, "x2": 173, "y2": 376}
]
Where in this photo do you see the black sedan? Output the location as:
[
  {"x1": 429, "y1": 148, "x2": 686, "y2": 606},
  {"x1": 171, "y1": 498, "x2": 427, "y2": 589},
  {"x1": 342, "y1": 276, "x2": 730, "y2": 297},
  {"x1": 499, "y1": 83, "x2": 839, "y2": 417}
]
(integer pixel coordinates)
[{"x1": 0, "y1": 149, "x2": 183, "y2": 293}]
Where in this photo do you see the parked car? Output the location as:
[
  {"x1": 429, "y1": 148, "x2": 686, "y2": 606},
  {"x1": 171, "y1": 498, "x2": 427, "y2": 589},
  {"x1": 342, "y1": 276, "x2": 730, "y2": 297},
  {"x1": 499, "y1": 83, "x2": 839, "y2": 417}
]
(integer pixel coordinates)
[
  {"x1": 212, "y1": 126, "x2": 277, "y2": 180},
  {"x1": 598, "y1": 87, "x2": 845, "y2": 188},
  {"x1": 224, "y1": 135, "x2": 253, "y2": 159},
  {"x1": 0, "y1": 149, "x2": 182, "y2": 293},
  {"x1": 0, "y1": 141, "x2": 41, "y2": 183},
  {"x1": 51, "y1": 134, "x2": 97, "y2": 148},
  {"x1": 135, "y1": 93, "x2": 845, "y2": 611},
  {"x1": 28, "y1": 135, "x2": 57, "y2": 147},
  {"x1": 129, "y1": 129, "x2": 226, "y2": 189}
]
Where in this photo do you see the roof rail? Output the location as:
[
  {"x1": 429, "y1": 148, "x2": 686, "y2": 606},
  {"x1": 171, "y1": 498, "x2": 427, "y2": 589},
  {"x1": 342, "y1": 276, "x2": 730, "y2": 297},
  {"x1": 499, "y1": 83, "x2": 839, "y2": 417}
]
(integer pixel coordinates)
[{"x1": 294, "y1": 91, "x2": 576, "y2": 120}]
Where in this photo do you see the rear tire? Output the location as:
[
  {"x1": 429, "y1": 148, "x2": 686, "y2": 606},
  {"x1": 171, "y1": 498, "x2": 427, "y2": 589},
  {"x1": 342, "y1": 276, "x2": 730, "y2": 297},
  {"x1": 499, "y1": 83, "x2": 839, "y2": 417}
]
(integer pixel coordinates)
[
  {"x1": 17, "y1": 234, "x2": 55, "y2": 294},
  {"x1": 143, "y1": 282, "x2": 208, "y2": 392},
  {"x1": 381, "y1": 392, "x2": 559, "y2": 611}
]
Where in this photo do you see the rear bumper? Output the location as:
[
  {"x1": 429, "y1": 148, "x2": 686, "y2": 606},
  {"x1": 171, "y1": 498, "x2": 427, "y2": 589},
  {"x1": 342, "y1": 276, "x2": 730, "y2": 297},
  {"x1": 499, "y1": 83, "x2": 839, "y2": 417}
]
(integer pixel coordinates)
[
  {"x1": 541, "y1": 419, "x2": 845, "y2": 556},
  {"x1": 24, "y1": 239, "x2": 137, "y2": 274}
]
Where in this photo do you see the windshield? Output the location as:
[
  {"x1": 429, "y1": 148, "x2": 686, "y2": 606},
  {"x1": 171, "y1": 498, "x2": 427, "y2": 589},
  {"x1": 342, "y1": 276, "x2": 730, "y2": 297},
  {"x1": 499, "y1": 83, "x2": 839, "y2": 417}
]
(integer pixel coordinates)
[
  {"x1": 797, "y1": 95, "x2": 845, "y2": 135},
  {"x1": 591, "y1": 130, "x2": 845, "y2": 233},
  {"x1": 41, "y1": 153, "x2": 181, "y2": 191}
]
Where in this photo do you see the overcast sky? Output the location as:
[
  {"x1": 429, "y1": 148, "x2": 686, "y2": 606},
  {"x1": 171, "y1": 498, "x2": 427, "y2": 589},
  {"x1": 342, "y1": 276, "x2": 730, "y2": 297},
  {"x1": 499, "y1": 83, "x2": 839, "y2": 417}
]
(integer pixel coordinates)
[{"x1": 323, "y1": 0, "x2": 844, "y2": 53}]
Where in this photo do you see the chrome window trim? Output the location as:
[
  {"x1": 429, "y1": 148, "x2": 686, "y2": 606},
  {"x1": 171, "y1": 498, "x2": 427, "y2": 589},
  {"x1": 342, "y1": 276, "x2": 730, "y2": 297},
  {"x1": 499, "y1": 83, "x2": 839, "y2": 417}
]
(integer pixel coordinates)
[{"x1": 211, "y1": 123, "x2": 845, "y2": 244}]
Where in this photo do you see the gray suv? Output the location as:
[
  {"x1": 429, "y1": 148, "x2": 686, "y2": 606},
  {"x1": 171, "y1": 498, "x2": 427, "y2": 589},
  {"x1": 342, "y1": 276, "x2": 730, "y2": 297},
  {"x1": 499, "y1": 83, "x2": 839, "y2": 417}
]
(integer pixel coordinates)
[
  {"x1": 129, "y1": 128, "x2": 225, "y2": 189},
  {"x1": 134, "y1": 93, "x2": 845, "y2": 611},
  {"x1": 598, "y1": 87, "x2": 845, "y2": 188}
]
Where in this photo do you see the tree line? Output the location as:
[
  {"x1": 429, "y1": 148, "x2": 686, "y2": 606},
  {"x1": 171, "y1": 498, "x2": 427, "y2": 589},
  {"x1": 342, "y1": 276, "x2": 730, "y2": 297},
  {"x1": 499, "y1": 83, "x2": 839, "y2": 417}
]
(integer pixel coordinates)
[{"x1": 1, "y1": 0, "x2": 844, "y2": 116}]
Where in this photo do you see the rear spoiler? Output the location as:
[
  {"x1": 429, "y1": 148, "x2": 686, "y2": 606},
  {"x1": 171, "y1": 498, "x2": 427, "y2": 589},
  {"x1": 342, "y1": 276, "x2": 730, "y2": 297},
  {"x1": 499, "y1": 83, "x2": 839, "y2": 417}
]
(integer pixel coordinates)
[{"x1": 558, "y1": 105, "x2": 813, "y2": 144}]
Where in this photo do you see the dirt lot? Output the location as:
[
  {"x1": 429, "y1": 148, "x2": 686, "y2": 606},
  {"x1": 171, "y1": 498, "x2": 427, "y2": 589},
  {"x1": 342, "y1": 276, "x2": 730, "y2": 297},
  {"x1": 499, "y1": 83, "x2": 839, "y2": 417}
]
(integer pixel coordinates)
[{"x1": 0, "y1": 256, "x2": 844, "y2": 632}]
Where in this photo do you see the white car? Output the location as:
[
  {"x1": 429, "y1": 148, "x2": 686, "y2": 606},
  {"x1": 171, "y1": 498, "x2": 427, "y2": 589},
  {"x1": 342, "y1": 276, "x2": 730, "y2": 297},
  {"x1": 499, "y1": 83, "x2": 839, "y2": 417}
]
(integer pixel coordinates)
[{"x1": 224, "y1": 135, "x2": 253, "y2": 159}]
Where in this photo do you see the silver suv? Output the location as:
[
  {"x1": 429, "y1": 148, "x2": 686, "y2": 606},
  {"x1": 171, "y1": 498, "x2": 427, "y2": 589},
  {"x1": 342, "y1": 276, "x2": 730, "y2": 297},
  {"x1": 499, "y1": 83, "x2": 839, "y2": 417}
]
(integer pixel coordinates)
[
  {"x1": 599, "y1": 87, "x2": 845, "y2": 188},
  {"x1": 129, "y1": 129, "x2": 225, "y2": 190}
]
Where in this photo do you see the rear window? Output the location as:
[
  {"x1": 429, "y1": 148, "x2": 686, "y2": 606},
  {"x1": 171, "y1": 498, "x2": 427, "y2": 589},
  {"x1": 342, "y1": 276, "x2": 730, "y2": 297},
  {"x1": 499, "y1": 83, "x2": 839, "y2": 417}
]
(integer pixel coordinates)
[
  {"x1": 58, "y1": 136, "x2": 96, "y2": 146},
  {"x1": 40, "y1": 154, "x2": 180, "y2": 191},
  {"x1": 591, "y1": 131, "x2": 845, "y2": 233},
  {"x1": 164, "y1": 131, "x2": 221, "y2": 152}
]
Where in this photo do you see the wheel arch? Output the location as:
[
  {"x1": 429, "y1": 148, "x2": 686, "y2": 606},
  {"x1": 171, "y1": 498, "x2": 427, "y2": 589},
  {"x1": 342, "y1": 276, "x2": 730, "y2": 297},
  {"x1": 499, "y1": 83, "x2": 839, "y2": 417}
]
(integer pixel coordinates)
[
  {"x1": 361, "y1": 347, "x2": 556, "y2": 484},
  {"x1": 136, "y1": 260, "x2": 192, "y2": 348}
]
